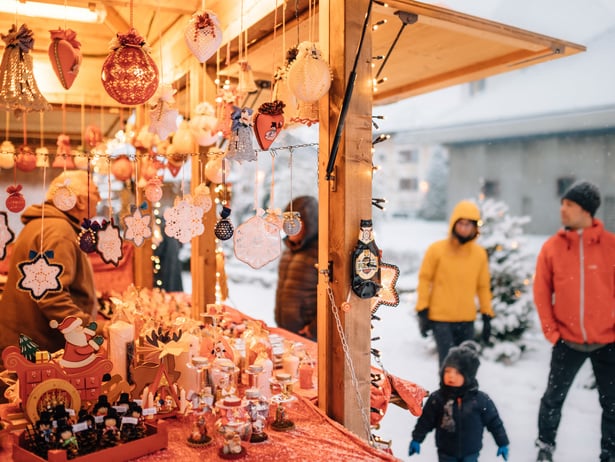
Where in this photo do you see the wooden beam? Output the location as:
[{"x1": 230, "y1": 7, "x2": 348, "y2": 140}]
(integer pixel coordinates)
[{"x1": 318, "y1": 0, "x2": 373, "y2": 439}]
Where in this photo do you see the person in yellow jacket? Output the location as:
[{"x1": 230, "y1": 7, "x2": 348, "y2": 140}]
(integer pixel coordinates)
[{"x1": 415, "y1": 200, "x2": 494, "y2": 365}]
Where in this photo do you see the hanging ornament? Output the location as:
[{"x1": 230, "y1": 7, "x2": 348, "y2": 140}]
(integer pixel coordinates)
[
  {"x1": 148, "y1": 84, "x2": 179, "y2": 141},
  {"x1": 101, "y1": 28, "x2": 159, "y2": 105},
  {"x1": 214, "y1": 206, "x2": 234, "y2": 241},
  {"x1": 73, "y1": 148, "x2": 89, "y2": 170},
  {"x1": 171, "y1": 120, "x2": 195, "y2": 154},
  {"x1": 144, "y1": 177, "x2": 163, "y2": 203},
  {"x1": 85, "y1": 125, "x2": 102, "y2": 149},
  {"x1": 17, "y1": 250, "x2": 63, "y2": 301},
  {"x1": 253, "y1": 100, "x2": 285, "y2": 151},
  {"x1": 35, "y1": 147, "x2": 49, "y2": 168},
  {"x1": 95, "y1": 219, "x2": 124, "y2": 266},
  {"x1": 166, "y1": 150, "x2": 187, "y2": 177},
  {"x1": 265, "y1": 208, "x2": 283, "y2": 229},
  {"x1": 52, "y1": 134, "x2": 76, "y2": 169},
  {"x1": 215, "y1": 83, "x2": 239, "y2": 138},
  {"x1": 111, "y1": 155, "x2": 133, "y2": 181},
  {"x1": 282, "y1": 211, "x2": 302, "y2": 236},
  {"x1": 273, "y1": 60, "x2": 298, "y2": 128},
  {"x1": 163, "y1": 197, "x2": 204, "y2": 244},
  {"x1": 184, "y1": 10, "x2": 223, "y2": 63},
  {"x1": 140, "y1": 154, "x2": 163, "y2": 180},
  {"x1": 52, "y1": 178, "x2": 77, "y2": 211},
  {"x1": 6, "y1": 184, "x2": 25, "y2": 213},
  {"x1": 0, "y1": 24, "x2": 51, "y2": 116},
  {"x1": 48, "y1": 28, "x2": 82, "y2": 90},
  {"x1": 123, "y1": 204, "x2": 152, "y2": 247},
  {"x1": 0, "y1": 140, "x2": 15, "y2": 169},
  {"x1": 193, "y1": 183, "x2": 212, "y2": 213},
  {"x1": 205, "y1": 149, "x2": 230, "y2": 183},
  {"x1": 237, "y1": 60, "x2": 258, "y2": 94},
  {"x1": 226, "y1": 106, "x2": 255, "y2": 163},
  {"x1": 234, "y1": 209, "x2": 281, "y2": 269},
  {"x1": 78, "y1": 218, "x2": 102, "y2": 253},
  {"x1": 0, "y1": 211, "x2": 15, "y2": 260},
  {"x1": 190, "y1": 101, "x2": 218, "y2": 146},
  {"x1": 371, "y1": 262, "x2": 401, "y2": 314},
  {"x1": 15, "y1": 145, "x2": 36, "y2": 172}
]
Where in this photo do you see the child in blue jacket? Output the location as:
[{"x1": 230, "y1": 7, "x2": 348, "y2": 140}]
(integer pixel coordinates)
[{"x1": 408, "y1": 340, "x2": 509, "y2": 462}]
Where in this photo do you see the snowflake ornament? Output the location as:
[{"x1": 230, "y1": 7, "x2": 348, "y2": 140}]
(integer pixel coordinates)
[
  {"x1": 148, "y1": 84, "x2": 179, "y2": 140},
  {"x1": 95, "y1": 219, "x2": 124, "y2": 266},
  {"x1": 52, "y1": 179, "x2": 77, "y2": 211},
  {"x1": 163, "y1": 197, "x2": 204, "y2": 244},
  {"x1": 0, "y1": 211, "x2": 15, "y2": 260},
  {"x1": 234, "y1": 210, "x2": 281, "y2": 269},
  {"x1": 123, "y1": 205, "x2": 152, "y2": 247},
  {"x1": 17, "y1": 250, "x2": 63, "y2": 300}
]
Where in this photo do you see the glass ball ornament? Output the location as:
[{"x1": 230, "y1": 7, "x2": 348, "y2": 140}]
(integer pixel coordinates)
[
  {"x1": 144, "y1": 177, "x2": 163, "y2": 203},
  {"x1": 111, "y1": 155, "x2": 133, "y2": 181},
  {"x1": 204, "y1": 154, "x2": 230, "y2": 184},
  {"x1": 214, "y1": 206, "x2": 234, "y2": 240},
  {"x1": 282, "y1": 211, "x2": 302, "y2": 236}
]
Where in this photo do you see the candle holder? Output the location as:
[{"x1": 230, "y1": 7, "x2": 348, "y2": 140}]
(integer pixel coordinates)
[
  {"x1": 190, "y1": 356, "x2": 212, "y2": 411},
  {"x1": 270, "y1": 372, "x2": 296, "y2": 432},
  {"x1": 245, "y1": 388, "x2": 270, "y2": 443},
  {"x1": 215, "y1": 396, "x2": 251, "y2": 459}
]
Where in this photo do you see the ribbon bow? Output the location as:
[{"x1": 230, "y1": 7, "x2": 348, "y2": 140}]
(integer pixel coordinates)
[
  {"x1": 195, "y1": 12, "x2": 215, "y2": 31},
  {"x1": 49, "y1": 28, "x2": 81, "y2": 49},
  {"x1": 2, "y1": 24, "x2": 34, "y2": 52}
]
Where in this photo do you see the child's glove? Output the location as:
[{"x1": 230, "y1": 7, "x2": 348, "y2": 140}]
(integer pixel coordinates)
[
  {"x1": 481, "y1": 314, "x2": 492, "y2": 345},
  {"x1": 408, "y1": 440, "x2": 421, "y2": 456},
  {"x1": 417, "y1": 309, "x2": 431, "y2": 337},
  {"x1": 497, "y1": 445, "x2": 509, "y2": 460}
]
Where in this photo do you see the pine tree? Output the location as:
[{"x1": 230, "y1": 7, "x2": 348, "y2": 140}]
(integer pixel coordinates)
[
  {"x1": 19, "y1": 333, "x2": 39, "y2": 362},
  {"x1": 477, "y1": 198, "x2": 535, "y2": 362},
  {"x1": 418, "y1": 148, "x2": 448, "y2": 220}
]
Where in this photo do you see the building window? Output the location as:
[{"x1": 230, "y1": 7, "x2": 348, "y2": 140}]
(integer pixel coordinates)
[
  {"x1": 481, "y1": 180, "x2": 500, "y2": 198},
  {"x1": 400, "y1": 177, "x2": 418, "y2": 191},
  {"x1": 557, "y1": 176, "x2": 575, "y2": 196},
  {"x1": 398, "y1": 149, "x2": 419, "y2": 164}
]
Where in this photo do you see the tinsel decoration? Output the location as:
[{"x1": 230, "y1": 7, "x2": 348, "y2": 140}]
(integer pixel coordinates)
[
  {"x1": 184, "y1": 10, "x2": 223, "y2": 63},
  {"x1": 253, "y1": 100, "x2": 285, "y2": 151},
  {"x1": 214, "y1": 206, "x2": 234, "y2": 240},
  {"x1": 101, "y1": 29, "x2": 159, "y2": 106},
  {"x1": 226, "y1": 106, "x2": 255, "y2": 163},
  {"x1": 48, "y1": 28, "x2": 82, "y2": 90},
  {"x1": 0, "y1": 24, "x2": 51, "y2": 116}
]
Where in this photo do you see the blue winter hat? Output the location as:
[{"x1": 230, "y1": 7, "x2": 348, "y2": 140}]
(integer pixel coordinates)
[{"x1": 562, "y1": 180, "x2": 601, "y2": 216}]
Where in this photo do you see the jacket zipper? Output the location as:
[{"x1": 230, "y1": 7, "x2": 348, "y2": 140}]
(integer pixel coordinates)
[{"x1": 579, "y1": 231, "x2": 588, "y2": 342}]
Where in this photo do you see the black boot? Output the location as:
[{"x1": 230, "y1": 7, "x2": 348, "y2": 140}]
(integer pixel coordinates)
[{"x1": 536, "y1": 439, "x2": 554, "y2": 462}]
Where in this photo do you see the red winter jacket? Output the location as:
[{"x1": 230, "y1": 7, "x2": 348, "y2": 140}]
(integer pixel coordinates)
[{"x1": 533, "y1": 219, "x2": 615, "y2": 345}]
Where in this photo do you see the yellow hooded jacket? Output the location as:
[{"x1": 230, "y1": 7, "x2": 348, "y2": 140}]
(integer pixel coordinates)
[{"x1": 415, "y1": 200, "x2": 494, "y2": 322}]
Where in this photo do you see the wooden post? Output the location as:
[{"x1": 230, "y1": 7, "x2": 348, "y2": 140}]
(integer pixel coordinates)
[{"x1": 318, "y1": 0, "x2": 373, "y2": 439}]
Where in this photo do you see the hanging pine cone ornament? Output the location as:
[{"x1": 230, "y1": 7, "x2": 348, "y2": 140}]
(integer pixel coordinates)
[
  {"x1": 253, "y1": 100, "x2": 285, "y2": 151},
  {"x1": 48, "y1": 28, "x2": 82, "y2": 90},
  {"x1": 214, "y1": 206, "x2": 234, "y2": 240},
  {"x1": 15, "y1": 145, "x2": 36, "y2": 172},
  {"x1": 101, "y1": 29, "x2": 159, "y2": 106},
  {"x1": 0, "y1": 24, "x2": 51, "y2": 116},
  {"x1": 184, "y1": 10, "x2": 223, "y2": 63},
  {"x1": 282, "y1": 211, "x2": 302, "y2": 236},
  {"x1": 6, "y1": 184, "x2": 25, "y2": 213}
]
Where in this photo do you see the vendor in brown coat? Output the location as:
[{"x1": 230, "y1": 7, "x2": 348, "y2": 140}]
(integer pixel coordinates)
[
  {"x1": 0, "y1": 170, "x2": 101, "y2": 359},
  {"x1": 274, "y1": 195, "x2": 318, "y2": 340}
]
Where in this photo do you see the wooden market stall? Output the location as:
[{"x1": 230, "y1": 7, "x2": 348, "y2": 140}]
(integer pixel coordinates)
[{"x1": 0, "y1": 0, "x2": 584, "y2": 442}]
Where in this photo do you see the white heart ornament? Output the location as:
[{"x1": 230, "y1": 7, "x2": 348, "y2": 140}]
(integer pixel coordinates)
[{"x1": 184, "y1": 10, "x2": 223, "y2": 63}]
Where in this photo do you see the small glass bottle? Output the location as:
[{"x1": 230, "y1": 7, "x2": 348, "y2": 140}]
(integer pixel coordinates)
[{"x1": 351, "y1": 219, "x2": 381, "y2": 298}]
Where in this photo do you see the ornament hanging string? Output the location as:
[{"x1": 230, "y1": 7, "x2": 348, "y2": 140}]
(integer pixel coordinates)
[
  {"x1": 270, "y1": 0, "x2": 278, "y2": 102},
  {"x1": 288, "y1": 147, "x2": 294, "y2": 214},
  {"x1": 39, "y1": 112, "x2": 44, "y2": 148},
  {"x1": 39, "y1": 163, "x2": 48, "y2": 254},
  {"x1": 253, "y1": 152, "x2": 259, "y2": 211},
  {"x1": 269, "y1": 149, "x2": 276, "y2": 211},
  {"x1": 4, "y1": 111, "x2": 9, "y2": 142}
]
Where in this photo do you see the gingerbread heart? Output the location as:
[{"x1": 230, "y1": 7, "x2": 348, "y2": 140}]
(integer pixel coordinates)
[
  {"x1": 49, "y1": 29, "x2": 82, "y2": 90},
  {"x1": 254, "y1": 112, "x2": 284, "y2": 151}
]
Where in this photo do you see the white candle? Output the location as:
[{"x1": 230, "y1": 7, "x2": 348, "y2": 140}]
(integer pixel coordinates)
[
  {"x1": 176, "y1": 334, "x2": 200, "y2": 396},
  {"x1": 282, "y1": 354, "x2": 300, "y2": 378},
  {"x1": 254, "y1": 356, "x2": 273, "y2": 399},
  {"x1": 108, "y1": 320, "x2": 135, "y2": 383}
]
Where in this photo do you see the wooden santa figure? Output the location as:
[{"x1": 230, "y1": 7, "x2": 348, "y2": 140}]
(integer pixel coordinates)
[{"x1": 49, "y1": 316, "x2": 104, "y2": 370}]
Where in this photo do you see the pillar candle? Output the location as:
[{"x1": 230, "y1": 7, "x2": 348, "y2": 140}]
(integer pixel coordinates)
[
  {"x1": 254, "y1": 355, "x2": 273, "y2": 399},
  {"x1": 108, "y1": 320, "x2": 135, "y2": 383},
  {"x1": 299, "y1": 362, "x2": 314, "y2": 389},
  {"x1": 176, "y1": 334, "x2": 200, "y2": 396},
  {"x1": 282, "y1": 353, "x2": 300, "y2": 378}
]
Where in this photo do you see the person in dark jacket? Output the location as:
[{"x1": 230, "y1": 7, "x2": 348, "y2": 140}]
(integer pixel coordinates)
[
  {"x1": 274, "y1": 196, "x2": 318, "y2": 340},
  {"x1": 408, "y1": 340, "x2": 509, "y2": 462}
]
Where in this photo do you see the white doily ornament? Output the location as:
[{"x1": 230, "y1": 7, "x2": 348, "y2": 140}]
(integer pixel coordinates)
[
  {"x1": 193, "y1": 183, "x2": 212, "y2": 213},
  {"x1": 95, "y1": 220, "x2": 124, "y2": 266},
  {"x1": 184, "y1": 10, "x2": 223, "y2": 63},
  {"x1": 189, "y1": 101, "x2": 218, "y2": 146},
  {"x1": 164, "y1": 197, "x2": 204, "y2": 244},
  {"x1": 123, "y1": 206, "x2": 152, "y2": 247},
  {"x1": 17, "y1": 251, "x2": 63, "y2": 301},
  {"x1": 148, "y1": 84, "x2": 179, "y2": 141},
  {"x1": 0, "y1": 211, "x2": 15, "y2": 260},
  {"x1": 234, "y1": 209, "x2": 281, "y2": 269},
  {"x1": 287, "y1": 42, "x2": 332, "y2": 125},
  {"x1": 52, "y1": 179, "x2": 77, "y2": 211}
]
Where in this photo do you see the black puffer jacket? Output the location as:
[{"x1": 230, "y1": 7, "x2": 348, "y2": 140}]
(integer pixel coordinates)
[{"x1": 274, "y1": 196, "x2": 318, "y2": 339}]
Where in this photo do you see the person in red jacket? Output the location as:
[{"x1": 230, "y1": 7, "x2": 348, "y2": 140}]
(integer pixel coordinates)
[{"x1": 533, "y1": 180, "x2": 615, "y2": 462}]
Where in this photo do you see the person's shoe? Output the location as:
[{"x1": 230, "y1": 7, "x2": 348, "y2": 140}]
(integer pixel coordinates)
[{"x1": 535, "y1": 439, "x2": 554, "y2": 462}]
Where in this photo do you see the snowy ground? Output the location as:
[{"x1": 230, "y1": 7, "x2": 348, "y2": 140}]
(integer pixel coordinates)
[{"x1": 188, "y1": 218, "x2": 602, "y2": 462}]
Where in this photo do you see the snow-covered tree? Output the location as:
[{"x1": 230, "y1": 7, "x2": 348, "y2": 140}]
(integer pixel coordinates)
[
  {"x1": 19, "y1": 333, "x2": 39, "y2": 362},
  {"x1": 477, "y1": 198, "x2": 536, "y2": 362},
  {"x1": 418, "y1": 148, "x2": 448, "y2": 220}
]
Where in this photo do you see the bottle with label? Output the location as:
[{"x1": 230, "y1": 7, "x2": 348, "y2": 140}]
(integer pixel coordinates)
[{"x1": 351, "y1": 219, "x2": 381, "y2": 298}]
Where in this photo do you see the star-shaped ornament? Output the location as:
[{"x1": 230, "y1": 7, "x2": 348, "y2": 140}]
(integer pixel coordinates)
[
  {"x1": 18, "y1": 250, "x2": 64, "y2": 300},
  {"x1": 163, "y1": 197, "x2": 204, "y2": 244},
  {"x1": 123, "y1": 205, "x2": 152, "y2": 247},
  {"x1": 148, "y1": 84, "x2": 179, "y2": 140},
  {"x1": 95, "y1": 220, "x2": 124, "y2": 266},
  {"x1": 371, "y1": 261, "x2": 400, "y2": 314},
  {"x1": 0, "y1": 211, "x2": 15, "y2": 260}
]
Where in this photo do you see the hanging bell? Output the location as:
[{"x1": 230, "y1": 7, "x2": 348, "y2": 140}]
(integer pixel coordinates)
[
  {"x1": 237, "y1": 60, "x2": 258, "y2": 94},
  {"x1": 282, "y1": 211, "x2": 302, "y2": 236},
  {"x1": 214, "y1": 206, "x2": 234, "y2": 240},
  {"x1": 226, "y1": 107, "x2": 255, "y2": 163}
]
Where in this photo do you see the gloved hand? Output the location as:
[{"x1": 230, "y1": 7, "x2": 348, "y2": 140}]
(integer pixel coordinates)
[
  {"x1": 497, "y1": 445, "x2": 509, "y2": 460},
  {"x1": 417, "y1": 309, "x2": 431, "y2": 338},
  {"x1": 481, "y1": 313, "x2": 492, "y2": 344},
  {"x1": 408, "y1": 440, "x2": 421, "y2": 456}
]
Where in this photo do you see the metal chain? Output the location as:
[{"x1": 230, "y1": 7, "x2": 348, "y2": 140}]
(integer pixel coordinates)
[{"x1": 326, "y1": 284, "x2": 375, "y2": 446}]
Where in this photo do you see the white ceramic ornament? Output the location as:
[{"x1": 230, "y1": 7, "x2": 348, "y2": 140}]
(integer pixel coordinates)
[
  {"x1": 287, "y1": 41, "x2": 332, "y2": 102},
  {"x1": 164, "y1": 197, "x2": 204, "y2": 244},
  {"x1": 52, "y1": 180, "x2": 77, "y2": 211},
  {"x1": 184, "y1": 10, "x2": 223, "y2": 63},
  {"x1": 123, "y1": 207, "x2": 152, "y2": 247},
  {"x1": 234, "y1": 210, "x2": 281, "y2": 269},
  {"x1": 95, "y1": 220, "x2": 124, "y2": 266}
]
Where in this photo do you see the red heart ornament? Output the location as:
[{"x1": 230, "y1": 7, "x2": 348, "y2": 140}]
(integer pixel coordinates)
[
  {"x1": 253, "y1": 113, "x2": 284, "y2": 151},
  {"x1": 48, "y1": 29, "x2": 82, "y2": 90}
]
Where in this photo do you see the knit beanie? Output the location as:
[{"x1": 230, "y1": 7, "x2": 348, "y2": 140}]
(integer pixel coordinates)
[
  {"x1": 561, "y1": 180, "x2": 601, "y2": 216},
  {"x1": 442, "y1": 340, "x2": 480, "y2": 384}
]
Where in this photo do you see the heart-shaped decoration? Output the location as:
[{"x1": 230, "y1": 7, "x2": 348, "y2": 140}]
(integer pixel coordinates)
[
  {"x1": 184, "y1": 10, "x2": 223, "y2": 63},
  {"x1": 253, "y1": 100, "x2": 285, "y2": 151},
  {"x1": 48, "y1": 29, "x2": 82, "y2": 90}
]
